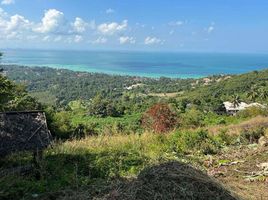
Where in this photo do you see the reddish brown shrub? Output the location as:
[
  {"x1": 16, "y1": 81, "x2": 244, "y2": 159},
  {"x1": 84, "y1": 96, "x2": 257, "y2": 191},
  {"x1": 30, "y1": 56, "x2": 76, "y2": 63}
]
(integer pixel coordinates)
[{"x1": 142, "y1": 103, "x2": 177, "y2": 133}]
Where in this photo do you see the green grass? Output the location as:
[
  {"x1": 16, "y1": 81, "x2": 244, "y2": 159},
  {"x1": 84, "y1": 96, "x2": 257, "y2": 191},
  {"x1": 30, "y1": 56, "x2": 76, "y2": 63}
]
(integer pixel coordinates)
[
  {"x1": 0, "y1": 130, "x2": 216, "y2": 199},
  {"x1": 70, "y1": 112, "x2": 143, "y2": 134},
  {"x1": 1, "y1": 113, "x2": 267, "y2": 199}
]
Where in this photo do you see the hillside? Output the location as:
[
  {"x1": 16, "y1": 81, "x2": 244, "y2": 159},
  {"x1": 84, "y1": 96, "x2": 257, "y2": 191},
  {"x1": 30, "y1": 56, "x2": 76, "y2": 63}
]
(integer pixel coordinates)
[
  {"x1": 1, "y1": 65, "x2": 268, "y2": 199},
  {"x1": 2, "y1": 65, "x2": 195, "y2": 106}
]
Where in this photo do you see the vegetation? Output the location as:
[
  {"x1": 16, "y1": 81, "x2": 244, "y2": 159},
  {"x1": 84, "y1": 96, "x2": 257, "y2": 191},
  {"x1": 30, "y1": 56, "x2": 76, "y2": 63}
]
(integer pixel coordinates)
[
  {"x1": 1, "y1": 65, "x2": 268, "y2": 199},
  {"x1": 0, "y1": 75, "x2": 41, "y2": 111},
  {"x1": 142, "y1": 103, "x2": 177, "y2": 133}
]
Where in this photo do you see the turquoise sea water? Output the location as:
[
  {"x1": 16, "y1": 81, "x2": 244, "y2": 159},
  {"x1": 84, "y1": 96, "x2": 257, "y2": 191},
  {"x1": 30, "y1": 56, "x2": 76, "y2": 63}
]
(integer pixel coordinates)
[{"x1": 2, "y1": 49, "x2": 268, "y2": 78}]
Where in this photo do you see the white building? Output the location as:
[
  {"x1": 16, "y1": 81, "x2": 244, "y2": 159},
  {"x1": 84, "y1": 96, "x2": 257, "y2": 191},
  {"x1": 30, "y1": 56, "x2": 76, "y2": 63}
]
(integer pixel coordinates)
[{"x1": 224, "y1": 101, "x2": 266, "y2": 115}]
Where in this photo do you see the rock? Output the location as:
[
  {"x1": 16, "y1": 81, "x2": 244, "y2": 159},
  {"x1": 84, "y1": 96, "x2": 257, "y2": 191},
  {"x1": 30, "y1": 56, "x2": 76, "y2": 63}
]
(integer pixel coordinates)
[
  {"x1": 257, "y1": 162, "x2": 268, "y2": 171},
  {"x1": 258, "y1": 136, "x2": 268, "y2": 147}
]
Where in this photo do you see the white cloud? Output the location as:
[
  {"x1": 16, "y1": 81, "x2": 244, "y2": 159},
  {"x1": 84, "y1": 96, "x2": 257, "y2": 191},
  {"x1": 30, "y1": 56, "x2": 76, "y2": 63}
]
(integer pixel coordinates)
[
  {"x1": 42, "y1": 35, "x2": 50, "y2": 42},
  {"x1": 6, "y1": 31, "x2": 18, "y2": 39},
  {"x1": 144, "y1": 36, "x2": 161, "y2": 45},
  {"x1": 92, "y1": 37, "x2": 107, "y2": 44},
  {"x1": 119, "y1": 36, "x2": 135, "y2": 44},
  {"x1": 98, "y1": 20, "x2": 127, "y2": 35},
  {"x1": 6, "y1": 14, "x2": 31, "y2": 31},
  {"x1": 0, "y1": 7, "x2": 7, "y2": 17},
  {"x1": 1, "y1": 0, "x2": 14, "y2": 5},
  {"x1": 0, "y1": 11, "x2": 31, "y2": 40},
  {"x1": 74, "y1": 35, "x2": 83, "y2": 43},
  {"x1": 72, "y1": 17, "x2": 87, "y2": 33},
  {"x1": 207, "y1": 26, "x2": 214, "y2": 33},
  {"x1": 168, "y1": 21, "x2": 183, "y2": 27},
  {"x1": 106, "y1": 8, "x2": 115, "y2": 14},
  {"x1": 34, "y1": 9, "x2": 67, "y2": 34},
  {"x1": 206, "y1": 22, "x2": 215, "y2": 34},
  {"x1": 0, "y1": 7, "x2": 102, "y2": 45}
]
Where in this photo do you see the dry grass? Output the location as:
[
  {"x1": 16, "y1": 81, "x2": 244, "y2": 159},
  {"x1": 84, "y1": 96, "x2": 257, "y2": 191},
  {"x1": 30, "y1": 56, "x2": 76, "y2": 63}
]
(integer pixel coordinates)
[
  {"x1": 148, "y1": 92, "x2": 182, "y2": 98},
  {"x1": 208, "y1": 116, "x2": 268, "y2": 136},
  {"x1": 105, "y1": 161, "x2": 240, "y2": 200}
]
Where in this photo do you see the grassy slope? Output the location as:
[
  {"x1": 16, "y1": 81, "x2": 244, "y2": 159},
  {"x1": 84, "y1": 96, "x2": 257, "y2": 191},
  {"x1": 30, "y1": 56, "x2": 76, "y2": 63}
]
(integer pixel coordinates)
[{"x1": 1, "y1": 119, "x2": 268, "y2": 199}]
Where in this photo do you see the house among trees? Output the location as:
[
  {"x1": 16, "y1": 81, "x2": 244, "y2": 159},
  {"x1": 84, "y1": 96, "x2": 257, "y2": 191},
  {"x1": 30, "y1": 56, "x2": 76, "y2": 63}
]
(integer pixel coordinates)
[
  {"x1": 0, "y1": 111, "x2": 52, "y2": 157},
  {"x1": 223, "y1": 101, "x2": 266, "y2": 115}
]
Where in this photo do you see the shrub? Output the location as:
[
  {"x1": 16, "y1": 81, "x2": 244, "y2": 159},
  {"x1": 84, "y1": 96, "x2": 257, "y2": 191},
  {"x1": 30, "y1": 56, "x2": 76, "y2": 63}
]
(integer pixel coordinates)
[
  {"x1": 239, "y1": 127, "x2": 265, "y2": 144},
  {"x1": 237, "y1": 106, "x2": 267, "y2": 118},
  {"x1": 180, "y1": 108, "x2": 205, "y2": 128},
  {"x1": 215, "y1": 129, "x2": 237, "y2": 146},
  {"x1": 46, "y1": 110, "x2": 74, "y2": 139},
  {"x1": 142, "y1": 103, "x2": 177, "y2": 133},
  {"x1": 171, "y1": 130, "x2": 219, "y2": 155}
]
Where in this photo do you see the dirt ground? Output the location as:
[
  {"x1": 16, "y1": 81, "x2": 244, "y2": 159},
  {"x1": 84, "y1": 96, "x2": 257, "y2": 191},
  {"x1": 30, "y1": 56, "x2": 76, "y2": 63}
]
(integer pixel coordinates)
[{"x1": 205, "y1": 145, "x2": 268, "y2": 200}]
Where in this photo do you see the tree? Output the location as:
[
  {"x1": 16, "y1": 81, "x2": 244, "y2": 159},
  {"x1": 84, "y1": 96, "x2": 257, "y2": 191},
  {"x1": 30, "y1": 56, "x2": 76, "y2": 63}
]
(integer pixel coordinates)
[
  {"x1": 231, "y1": 94, "x2": 241, "y2": 108},
  {"x1": 142, "y1": 103, "x2": 177, "y2": 133},
  {"x1": 246, "y1": 86, "x2": 258, "y2": 101},
  {"x1": 0, "y1": 52, "x2": 3, "y2": 72},
  {"x1": 258, "y1": 87, "x2": 268, "y2": 100},
  {"x1": 88, "y1": 94, "x2": 121, "y2": 117},
  {"x1": 0, "y1": 75, "x2": 41, "y2": 111},
  {"x1": 0, "y1": 75, "x2": 15, "y2": 111}
]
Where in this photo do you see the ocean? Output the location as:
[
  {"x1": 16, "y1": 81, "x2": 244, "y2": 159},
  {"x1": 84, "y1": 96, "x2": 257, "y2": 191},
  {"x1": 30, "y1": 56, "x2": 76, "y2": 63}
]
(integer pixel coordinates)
[{"x1": 1, "y1": 49, "x2": 268, "y2": 78}]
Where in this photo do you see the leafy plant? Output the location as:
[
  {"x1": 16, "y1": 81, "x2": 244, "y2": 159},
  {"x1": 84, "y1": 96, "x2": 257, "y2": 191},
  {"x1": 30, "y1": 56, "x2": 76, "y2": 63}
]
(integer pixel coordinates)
[{"x1": 142, "y1": 103, "x2": 177, "y2": 133}]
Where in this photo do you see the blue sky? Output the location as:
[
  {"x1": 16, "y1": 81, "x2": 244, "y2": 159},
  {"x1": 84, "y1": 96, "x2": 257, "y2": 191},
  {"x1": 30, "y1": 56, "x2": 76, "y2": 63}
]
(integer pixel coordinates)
[{"x1": 0, "y1": 0, "x2": 268, "y2": 53}]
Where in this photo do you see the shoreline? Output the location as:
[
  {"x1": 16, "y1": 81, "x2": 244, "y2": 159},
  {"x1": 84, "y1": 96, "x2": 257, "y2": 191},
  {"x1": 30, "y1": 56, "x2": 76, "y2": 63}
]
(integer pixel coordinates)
[
  {"x1": 2, "y1": 49, "x2": 268, "y2": 79},
  {"x1": 1, "y1": 63, "x2": 219, "y2": 79}
]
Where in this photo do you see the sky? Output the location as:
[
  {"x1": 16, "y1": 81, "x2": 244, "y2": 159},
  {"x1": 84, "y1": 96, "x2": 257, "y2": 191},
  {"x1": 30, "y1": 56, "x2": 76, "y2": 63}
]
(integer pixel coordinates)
[{"x1": 0, "y1": 0, "x2": 268, "y2": 53}]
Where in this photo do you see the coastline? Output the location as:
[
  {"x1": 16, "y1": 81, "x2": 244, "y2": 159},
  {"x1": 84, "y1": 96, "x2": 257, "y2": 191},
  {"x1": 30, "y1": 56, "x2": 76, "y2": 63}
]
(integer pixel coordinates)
[
  {"x1": 1, "y1": 63, "x2": 206, "y2": 79},
  {"x1": 2, "y1": 49, "x2": 268, "y2": 79}
]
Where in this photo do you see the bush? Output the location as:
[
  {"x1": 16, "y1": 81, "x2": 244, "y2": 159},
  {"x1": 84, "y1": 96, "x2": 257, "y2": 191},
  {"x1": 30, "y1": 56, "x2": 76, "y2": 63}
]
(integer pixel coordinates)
[
  {"x1": 237, "y1": 106, "x2": 267, "y2": 118},
  {"x1": 239, "y1": 127, "x2": 265, "y2": 144},
  {"x1": 215, "y1": 129, "x2": 237, "y2": 146},
  {"x1": 171, "y1": 130, "x2": 219, "y2": 155},
  {"x1": 180, "y1": 108, "x2": 205, "y2": 128},
  {"x1": 142, "y1": 103, "x2": 177, "y2": 133},
  {"x1": 46, "y1": 110, "x2": 74, "y2": 139}
]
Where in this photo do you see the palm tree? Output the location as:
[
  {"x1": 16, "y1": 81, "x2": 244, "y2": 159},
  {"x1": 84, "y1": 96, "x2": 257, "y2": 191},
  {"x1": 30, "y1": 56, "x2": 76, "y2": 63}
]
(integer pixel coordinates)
[
  {"x1": 246, "y1": 86, "x2": 258, "y2": 101},
  {"x1": 258, "y1": 87, "x2": 268, "y2": 100},
  {"x1": 231, "y1": 94, "x2": 241, "y2": 108}
]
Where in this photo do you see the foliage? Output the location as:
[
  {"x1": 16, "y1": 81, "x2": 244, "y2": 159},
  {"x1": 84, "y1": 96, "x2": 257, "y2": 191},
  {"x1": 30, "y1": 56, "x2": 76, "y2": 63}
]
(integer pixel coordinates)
[
  {"x1": 0, "y1": 74, "x2": 41, "y2": 111},
  {"x1": 142, "y1": 103, "x2": 177, "y2": 133},
  {"x1": 180, "y1": 108, "x2": 205, "y2": 128},
  {"x1": 231, "y1": 94, "x2": 241, "y2": 108},
  {"x1": 237, "y1": 106, "x2": 268, "y2": 118},
  {"x1": 171, "y1": 129, "x2": 220, "y2": 155},
  {"x1": 88, "y1": 94, "x2": 122, "y2": 117},
  {"x1": 239, "y1": 127, "x2": 265, "y2": 144}
]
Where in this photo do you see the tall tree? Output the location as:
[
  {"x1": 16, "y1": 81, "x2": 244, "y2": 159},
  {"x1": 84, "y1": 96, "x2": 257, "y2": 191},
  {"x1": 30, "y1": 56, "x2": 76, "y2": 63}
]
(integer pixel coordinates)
[
  {"x1": 246, "y1": 86, "x2": 258, "y2": 101},
  {"x1": 258, "y1": 87, "x2": 268, "y2": 100},
  {"x1": 231, "y1": 94, "x2": 241, "y2": 108}
]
